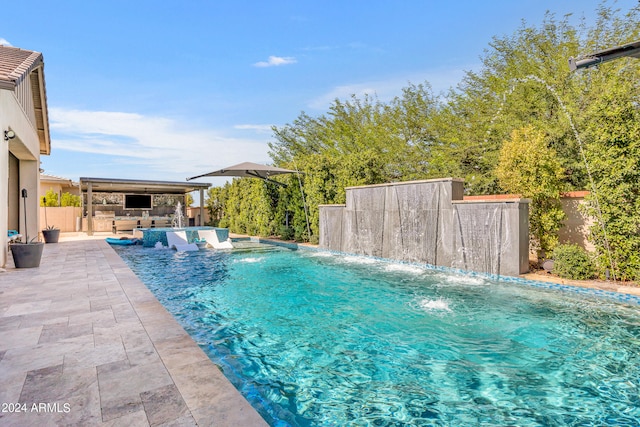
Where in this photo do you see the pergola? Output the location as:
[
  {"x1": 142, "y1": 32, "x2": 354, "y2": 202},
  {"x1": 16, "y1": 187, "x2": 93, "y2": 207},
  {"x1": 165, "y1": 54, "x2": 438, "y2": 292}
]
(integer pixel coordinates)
[{"x1": 79, "y1": 177, "x2": 210, "y2": 235}]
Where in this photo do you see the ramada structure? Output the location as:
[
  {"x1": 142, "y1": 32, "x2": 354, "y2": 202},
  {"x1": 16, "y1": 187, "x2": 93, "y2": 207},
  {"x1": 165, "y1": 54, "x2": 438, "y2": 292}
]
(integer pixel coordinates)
[
  {"x1": 79, "y1": 177, "x2": 210, "y2": 234},
  {"x1": 0, "y1": 45, "x2": 51, "y2": 268}
]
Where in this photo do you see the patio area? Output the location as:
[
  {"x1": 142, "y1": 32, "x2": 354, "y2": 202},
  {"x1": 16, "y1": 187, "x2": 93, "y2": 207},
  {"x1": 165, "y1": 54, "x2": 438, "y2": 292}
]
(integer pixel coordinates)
[{"x1": 0, "y1": 235, "x2": 268, "y2": 426}]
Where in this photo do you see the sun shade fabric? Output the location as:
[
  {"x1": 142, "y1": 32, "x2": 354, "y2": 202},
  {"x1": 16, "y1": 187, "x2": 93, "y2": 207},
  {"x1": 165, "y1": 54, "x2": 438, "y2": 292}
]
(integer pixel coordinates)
[{"x1": 187, "y1": 162, "x2": 297, "y2": 181}]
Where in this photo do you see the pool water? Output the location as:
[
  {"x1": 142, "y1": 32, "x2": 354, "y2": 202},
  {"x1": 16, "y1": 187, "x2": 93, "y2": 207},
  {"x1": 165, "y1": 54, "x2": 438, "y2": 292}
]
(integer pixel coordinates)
[{"x1": 114, "y1": 242, "x2": 640, "y2": 426}]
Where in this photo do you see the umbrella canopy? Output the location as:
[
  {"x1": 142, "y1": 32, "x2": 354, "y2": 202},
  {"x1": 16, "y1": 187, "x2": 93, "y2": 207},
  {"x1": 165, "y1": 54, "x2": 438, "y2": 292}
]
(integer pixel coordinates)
[{"x1": 187, "y1": 161, "x2": 298, "y2": 185}]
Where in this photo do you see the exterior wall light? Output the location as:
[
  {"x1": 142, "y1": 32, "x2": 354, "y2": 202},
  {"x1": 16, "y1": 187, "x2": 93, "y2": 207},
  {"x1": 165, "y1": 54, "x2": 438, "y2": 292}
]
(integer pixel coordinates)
[{"x1": 4, "y1": 130, "x2": 16, "y2": 141}]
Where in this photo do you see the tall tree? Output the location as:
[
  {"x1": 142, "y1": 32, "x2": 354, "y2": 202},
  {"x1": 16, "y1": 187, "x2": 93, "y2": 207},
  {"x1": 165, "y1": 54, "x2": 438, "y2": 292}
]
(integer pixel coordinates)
[
  {"x1": 576, "y1": 5, "x2": 640, "y2": 280},
  {"x1": 438, "y1": 11, "x2": 586, "y2": 194}
]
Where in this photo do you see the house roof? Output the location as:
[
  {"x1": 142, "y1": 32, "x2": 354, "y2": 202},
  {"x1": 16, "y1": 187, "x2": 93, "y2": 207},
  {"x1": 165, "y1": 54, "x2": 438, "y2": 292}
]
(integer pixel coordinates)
[
  {"x1": 0, "y1": 46, "x2": 40, "y2": 87},
  {"x1": 40, "y1": 173, "x2": 78, "y2": 186},
  {"x1": 0, "y1": 45, "x2": 51, "y2": 155}
]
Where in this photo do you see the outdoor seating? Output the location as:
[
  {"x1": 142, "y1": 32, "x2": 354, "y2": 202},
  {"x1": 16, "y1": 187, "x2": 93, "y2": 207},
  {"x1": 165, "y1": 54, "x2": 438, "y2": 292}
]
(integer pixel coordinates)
[
  {"x1": 152, "y1": 219, "x2": 171, "y2": 228},
  {"x1": 166, "y1": 231, "x2": 199, "y2": 251},
  {"x1": 198, "y1": 229, "x2": 234, "y2": 249},
  {"x1": 112, "y1": 219, "x2": 139, "y2": 234}
]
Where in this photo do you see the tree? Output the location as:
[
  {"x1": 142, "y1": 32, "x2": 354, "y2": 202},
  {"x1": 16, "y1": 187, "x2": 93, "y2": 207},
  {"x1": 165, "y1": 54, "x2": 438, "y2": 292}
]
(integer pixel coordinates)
[
  {"x1": 205, "y1": 185, "x2": 228, "y2": 227},
  {"x1": 40, "y1": 190, "x2": 80, "y2": 207},
  {"x1": 496, "y1": 126, "x2": 566, "y2": 256},
  {"x1": 579, "y1": 57, "x2": 640, "y2": 280},
  {"x1": 436, "y1": 11, "x2": 587, "y2": 195},
  {"x1": 436, "y1": 2, "x2": 640, "y2": 278},
  {"x1": 218, "y1": 178, "x2": 278, "y2": 237},
  {"x1": 61, "y1": 192, "x2": 81, "y2": 207},
  {"x1": 268, "y1": 87, "x2": 442, "y2": 241},
  {"x1": 40, "y1": 189, "x2": 59, "y2": 207}
]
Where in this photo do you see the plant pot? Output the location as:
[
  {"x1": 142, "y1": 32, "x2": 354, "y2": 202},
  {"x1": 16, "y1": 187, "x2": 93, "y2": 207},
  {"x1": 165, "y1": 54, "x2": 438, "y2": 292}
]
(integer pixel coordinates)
[
  {"x1": 9, "y1": 242, "x2": 44, "y2": 268},
  {"x1": 42, "y1": 229, "x2": 60, "y2": 243}
]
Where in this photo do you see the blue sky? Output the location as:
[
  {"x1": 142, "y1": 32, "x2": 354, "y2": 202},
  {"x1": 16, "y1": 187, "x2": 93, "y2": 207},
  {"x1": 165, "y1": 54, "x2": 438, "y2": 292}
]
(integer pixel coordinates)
[{"x1": 2, "y1": 0, "x2": 637, "y2": 190}]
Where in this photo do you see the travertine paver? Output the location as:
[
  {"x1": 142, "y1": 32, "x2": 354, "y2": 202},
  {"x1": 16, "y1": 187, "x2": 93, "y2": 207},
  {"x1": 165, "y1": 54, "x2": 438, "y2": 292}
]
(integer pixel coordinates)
[{"x1": 0, "y1": 239, "x2": 268, "y2": 426}]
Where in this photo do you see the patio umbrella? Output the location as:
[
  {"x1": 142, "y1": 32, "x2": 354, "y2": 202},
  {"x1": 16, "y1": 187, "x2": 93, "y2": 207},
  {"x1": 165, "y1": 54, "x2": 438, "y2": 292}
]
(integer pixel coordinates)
[
  {"x1": 187, "y1": 161, "x2": 298, "y2": 186},
  {"x1": 187, "y1": 161, "x2": 311, "y2": 239}
]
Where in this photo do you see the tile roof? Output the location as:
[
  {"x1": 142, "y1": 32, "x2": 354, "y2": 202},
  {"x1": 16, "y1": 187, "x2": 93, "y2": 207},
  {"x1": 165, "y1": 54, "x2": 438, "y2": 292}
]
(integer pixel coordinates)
[
  {"x1": 0, "y1": 45, "x2": 43, "y2": 90},
  {"x1": 40, "y1": 173, "x2": 78, "y2": 185},
  {"x1": 0, "y1": 45, "x2": 50, "y2": 155}
]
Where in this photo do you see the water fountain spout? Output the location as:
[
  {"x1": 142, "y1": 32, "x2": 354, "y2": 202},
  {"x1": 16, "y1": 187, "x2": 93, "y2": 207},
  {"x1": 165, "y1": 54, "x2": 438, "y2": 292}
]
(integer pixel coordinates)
[
  {"x1": 172, "y1": 202, "x2": 185, "y2": 229},
  {"x1": 486, "y1": 74, "x2": 617, "y2": 280}
]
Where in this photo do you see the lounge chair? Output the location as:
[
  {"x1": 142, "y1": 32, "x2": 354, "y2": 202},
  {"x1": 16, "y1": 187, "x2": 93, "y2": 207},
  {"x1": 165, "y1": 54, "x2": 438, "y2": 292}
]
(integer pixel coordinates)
[
  {"x1": 198, "y1": 230, "x2": 233, "y2": 249},
  {"x1": 165, "y1": 231, "x2": 199, "y2": 251}
]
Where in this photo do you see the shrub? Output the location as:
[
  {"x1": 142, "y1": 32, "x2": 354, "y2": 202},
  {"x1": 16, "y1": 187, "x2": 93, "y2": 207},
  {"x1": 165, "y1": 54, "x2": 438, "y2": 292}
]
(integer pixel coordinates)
[
  {"x1": 40, "y1": 189, "x2": 59, "y2": 207},
  {"x1": 495, "y1": 126, "x2": 566, "y2": 256},
  {"x1": 278, "y1": 225, "x2": 295, "y2": 241},
  {"x1": 552, "y1": 244, "x2": 595, "y2": 280},
  {"x1": 61, "y1": 192, "x2": 81, "y2": 207}
]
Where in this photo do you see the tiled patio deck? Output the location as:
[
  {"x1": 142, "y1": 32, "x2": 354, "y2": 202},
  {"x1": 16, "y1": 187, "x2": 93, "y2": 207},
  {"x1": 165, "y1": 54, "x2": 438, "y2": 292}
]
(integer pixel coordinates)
[{"x1": 0, "y1": 238, "x2": 268, "y2": 426}]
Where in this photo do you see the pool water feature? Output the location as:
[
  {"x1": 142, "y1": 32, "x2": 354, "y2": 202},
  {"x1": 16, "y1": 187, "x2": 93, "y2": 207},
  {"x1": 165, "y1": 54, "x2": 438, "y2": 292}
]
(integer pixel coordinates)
[{"x1": 114, "y1": 242, "x2": 640, "y2": 426}]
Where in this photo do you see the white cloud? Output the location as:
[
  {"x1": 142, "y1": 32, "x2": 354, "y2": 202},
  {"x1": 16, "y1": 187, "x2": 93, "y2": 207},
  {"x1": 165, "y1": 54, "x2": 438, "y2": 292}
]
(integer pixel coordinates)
[
  {"x1": 0, "y1": 38, "x2": 12, "y2": 46},
  {"x1": 308, "y1": 67, "x2": 470, "y2": 110},
  {"x1": 234, "y1": 124, "x2": 274, "y2": 133},
  {"x1": 253, "y1": 55, "x2": 297, "y2": 67},
  {"x1": 48, "y1": 108, "x2": 271, "y2": 181}
]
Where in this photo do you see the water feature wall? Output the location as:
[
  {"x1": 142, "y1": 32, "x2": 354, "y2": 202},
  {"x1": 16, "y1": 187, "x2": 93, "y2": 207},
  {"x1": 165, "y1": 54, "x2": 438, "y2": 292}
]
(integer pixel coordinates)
[
  {"x1": 319, "y1": 178, "x2": 530, "y2": 276},
  {"x1": 451, "y1": 199, "x2": 529, "y2": 276}
]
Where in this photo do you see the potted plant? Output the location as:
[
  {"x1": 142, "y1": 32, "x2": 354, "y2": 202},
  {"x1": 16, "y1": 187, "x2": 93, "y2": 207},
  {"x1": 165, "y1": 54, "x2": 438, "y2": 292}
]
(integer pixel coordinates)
[
  {"x1": 9, "y1": 188, "x2": 44, "y2": 268},
  {"x1": 41, "y1": 196, "x2": 60, "y2": 243},
  {"x1": 42, "y1": 225, "x2": 60, "y2": 243}
]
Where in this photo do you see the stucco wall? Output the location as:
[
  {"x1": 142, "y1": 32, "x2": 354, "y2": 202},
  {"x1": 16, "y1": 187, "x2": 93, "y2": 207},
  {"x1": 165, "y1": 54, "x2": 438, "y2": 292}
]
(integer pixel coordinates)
[
  {"x1": 2, "y1": 90, "x2": 44, "y2": 267},
  {"x1": 39, "y1": 207, "x2": 82, "y2": 233},
  {"x1": 186, "y1": 206, "x2": 210, "y2": 227},
  {"x1": 558, "y1": 192, "x2": 594, "y2": 252}
]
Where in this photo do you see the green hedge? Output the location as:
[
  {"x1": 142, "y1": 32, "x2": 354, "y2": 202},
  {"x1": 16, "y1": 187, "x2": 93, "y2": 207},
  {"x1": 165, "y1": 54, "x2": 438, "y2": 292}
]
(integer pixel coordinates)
[{"x1": 552, "y1": 244, "x2": 595, "y2": 281}]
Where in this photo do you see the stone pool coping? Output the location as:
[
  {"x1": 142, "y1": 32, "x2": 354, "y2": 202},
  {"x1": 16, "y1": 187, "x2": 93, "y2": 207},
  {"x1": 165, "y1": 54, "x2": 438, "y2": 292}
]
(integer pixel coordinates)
[{"x1": 0, "y1": 238, "x2": 268, "y2": 426}]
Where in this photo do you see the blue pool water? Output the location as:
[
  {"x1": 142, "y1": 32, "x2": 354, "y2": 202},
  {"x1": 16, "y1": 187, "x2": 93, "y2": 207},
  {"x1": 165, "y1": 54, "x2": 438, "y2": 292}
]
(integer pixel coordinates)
[{"x1": 114, "y1": 241, "x2": 640, "y2": 426}]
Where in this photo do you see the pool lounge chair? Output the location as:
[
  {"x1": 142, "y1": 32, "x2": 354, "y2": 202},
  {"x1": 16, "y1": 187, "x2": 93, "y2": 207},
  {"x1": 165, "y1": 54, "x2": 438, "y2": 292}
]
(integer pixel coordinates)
[
  {"x1": 198, "y1": 230, "x2": 234, "y2": 249},
  {"x1": 165, "y1": 231, "x2": 199, "y2": 251}
]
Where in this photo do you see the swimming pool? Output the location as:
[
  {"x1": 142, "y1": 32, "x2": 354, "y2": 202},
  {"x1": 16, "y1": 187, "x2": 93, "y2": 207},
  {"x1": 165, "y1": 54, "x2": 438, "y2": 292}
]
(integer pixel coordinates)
[{"x1": 114, "y1": 241, "x2": 640, "y2": 426}]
